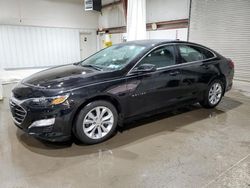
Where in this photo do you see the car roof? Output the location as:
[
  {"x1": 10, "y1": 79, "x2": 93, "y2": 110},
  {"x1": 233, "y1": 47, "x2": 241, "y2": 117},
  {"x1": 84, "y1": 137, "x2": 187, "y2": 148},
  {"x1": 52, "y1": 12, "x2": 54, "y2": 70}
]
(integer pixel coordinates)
[
  {"x1": 120, "y1": 40, "x2": 219, "y2": 54},
  {"x1": 120, "y1": 39, "x2": 191, "y2": 47}
]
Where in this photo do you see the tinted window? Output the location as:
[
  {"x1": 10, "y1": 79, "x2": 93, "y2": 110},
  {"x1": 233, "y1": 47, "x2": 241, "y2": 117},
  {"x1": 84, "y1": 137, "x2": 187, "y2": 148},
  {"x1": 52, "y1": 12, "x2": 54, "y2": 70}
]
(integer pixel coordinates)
[
  {"x1": 178, "y1": 45, "x2": 215, "y2": 63},
  {"x1": 136, "y1": 45, "x2": 176, "y2": 69}
]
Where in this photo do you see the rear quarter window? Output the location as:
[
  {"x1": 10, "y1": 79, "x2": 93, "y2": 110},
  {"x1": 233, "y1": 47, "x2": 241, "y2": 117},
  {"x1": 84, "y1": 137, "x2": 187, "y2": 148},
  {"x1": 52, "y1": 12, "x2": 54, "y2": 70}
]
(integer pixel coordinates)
[{"x1": 178, "y1": 45, "x2": 215, "y2": 63}]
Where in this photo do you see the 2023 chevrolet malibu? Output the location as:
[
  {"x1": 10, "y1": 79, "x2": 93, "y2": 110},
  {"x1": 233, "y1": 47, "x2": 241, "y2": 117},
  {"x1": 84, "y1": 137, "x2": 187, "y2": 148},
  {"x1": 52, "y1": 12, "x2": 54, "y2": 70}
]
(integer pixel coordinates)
[{"x1": 10, "y1": 40, "x2": 234, "y2": 144}]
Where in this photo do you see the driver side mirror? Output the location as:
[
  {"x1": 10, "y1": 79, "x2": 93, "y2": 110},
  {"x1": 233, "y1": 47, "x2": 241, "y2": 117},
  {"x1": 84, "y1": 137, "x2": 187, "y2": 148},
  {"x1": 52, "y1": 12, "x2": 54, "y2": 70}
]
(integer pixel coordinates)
[{"x1": 131, "y1": 64, "x2": 156, "y2": 74}]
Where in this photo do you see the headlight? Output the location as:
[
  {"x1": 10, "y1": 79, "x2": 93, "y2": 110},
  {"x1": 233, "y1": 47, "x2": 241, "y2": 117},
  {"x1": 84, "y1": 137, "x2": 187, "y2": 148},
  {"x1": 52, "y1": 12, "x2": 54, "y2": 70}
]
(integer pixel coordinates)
[
  {"x1": 29, "y1": 94, "x2": 69, "y2": 107},
  {"x1": 51, "y1": 96, "x2": 69, "y2": 105}
]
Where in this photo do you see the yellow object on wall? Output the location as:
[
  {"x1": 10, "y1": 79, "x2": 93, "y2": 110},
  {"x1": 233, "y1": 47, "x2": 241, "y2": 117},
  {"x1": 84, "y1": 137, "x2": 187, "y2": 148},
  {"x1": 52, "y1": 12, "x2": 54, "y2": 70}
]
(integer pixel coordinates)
[
  {"x1": 103, "y1": 34, "x2": 112, "y2": 48},
  {"x1": 104, "y1": 41, "x2": 112, "y2": 47}
]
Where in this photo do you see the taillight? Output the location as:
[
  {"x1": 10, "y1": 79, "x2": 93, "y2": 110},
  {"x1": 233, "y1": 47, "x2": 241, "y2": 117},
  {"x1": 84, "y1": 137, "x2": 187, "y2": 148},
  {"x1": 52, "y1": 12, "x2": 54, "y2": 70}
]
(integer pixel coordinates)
[{"x1": 227, "y1": 58, "x2": 234, "y2": 69}]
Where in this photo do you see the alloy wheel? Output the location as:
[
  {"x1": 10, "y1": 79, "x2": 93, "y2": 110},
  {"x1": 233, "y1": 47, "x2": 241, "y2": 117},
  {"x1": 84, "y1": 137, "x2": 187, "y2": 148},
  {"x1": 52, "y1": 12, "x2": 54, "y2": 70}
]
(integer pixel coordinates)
[
  {"x1": 208, "y1": 82, "x2": 222, "y2": 105},
  {"x1": 83, "y1": 106, "x2": 114, "y2": 139}
]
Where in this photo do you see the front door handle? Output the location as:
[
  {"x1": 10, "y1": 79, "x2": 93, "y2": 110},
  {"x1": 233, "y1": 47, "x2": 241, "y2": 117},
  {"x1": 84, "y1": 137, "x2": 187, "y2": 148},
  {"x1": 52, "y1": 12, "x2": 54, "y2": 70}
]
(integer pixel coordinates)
[
  {"x1": 169, "y1": 71, "x2": 180, "y2": 76},
  {"x1": 200, "y1": 63, "x2": 210, "y2": 69}
]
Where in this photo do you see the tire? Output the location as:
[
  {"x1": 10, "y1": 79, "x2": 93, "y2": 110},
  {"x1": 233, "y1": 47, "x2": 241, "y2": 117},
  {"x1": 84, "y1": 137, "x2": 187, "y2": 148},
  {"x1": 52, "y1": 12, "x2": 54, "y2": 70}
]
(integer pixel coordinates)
[
  {"x1": 74, "y1": 100, "x2": 118, "y2": 144},
  {"x1": 200, "y1": 79, "x2": 224, "y2": 108}
]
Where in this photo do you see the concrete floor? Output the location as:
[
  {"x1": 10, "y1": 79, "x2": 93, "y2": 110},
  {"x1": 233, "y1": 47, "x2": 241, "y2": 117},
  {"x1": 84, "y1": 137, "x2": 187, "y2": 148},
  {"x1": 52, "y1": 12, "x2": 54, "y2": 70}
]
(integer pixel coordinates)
[{"x1": 0, "y1": 82, "x2": 249, "y2": 188}]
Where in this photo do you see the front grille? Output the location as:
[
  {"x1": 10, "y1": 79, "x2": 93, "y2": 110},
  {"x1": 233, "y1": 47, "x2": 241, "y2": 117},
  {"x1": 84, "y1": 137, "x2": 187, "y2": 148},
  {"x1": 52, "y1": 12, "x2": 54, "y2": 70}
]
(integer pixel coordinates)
[{"x1": 9, "y1": 100, "x2": 27, "y2": 125}]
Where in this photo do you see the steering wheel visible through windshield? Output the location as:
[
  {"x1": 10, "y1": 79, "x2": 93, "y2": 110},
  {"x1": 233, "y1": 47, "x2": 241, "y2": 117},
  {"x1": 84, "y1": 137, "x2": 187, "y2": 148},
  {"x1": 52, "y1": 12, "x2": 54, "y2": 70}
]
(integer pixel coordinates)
[{"x1": 80, "y1": 44, "x2": 146, "y2": 71}]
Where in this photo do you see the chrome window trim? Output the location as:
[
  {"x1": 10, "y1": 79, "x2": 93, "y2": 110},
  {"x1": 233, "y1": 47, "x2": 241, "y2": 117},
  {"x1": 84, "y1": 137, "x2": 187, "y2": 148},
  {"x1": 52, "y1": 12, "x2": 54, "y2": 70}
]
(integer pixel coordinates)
[{"x1": 127, "y1": 42, "x2": 217, "y2": 76}]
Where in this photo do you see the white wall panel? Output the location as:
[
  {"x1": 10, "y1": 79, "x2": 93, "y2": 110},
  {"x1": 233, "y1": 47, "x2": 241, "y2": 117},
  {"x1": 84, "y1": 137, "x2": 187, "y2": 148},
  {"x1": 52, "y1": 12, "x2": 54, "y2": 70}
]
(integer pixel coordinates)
[
  {"x1": 99, "y1": 4, "x2": 126, "y2": 28},
  {"x1": 148, "y1": 28, "x2": 188, "y2": 41},
  {"x1": 0, "y1": 0, "x2": 98, "y2": 29},
  {"x1": 146, "y1": 0, "x2": 190, "y2": 23},
  {"x1": 0, "y1": 25, "x2": 86, "y2": 69}
]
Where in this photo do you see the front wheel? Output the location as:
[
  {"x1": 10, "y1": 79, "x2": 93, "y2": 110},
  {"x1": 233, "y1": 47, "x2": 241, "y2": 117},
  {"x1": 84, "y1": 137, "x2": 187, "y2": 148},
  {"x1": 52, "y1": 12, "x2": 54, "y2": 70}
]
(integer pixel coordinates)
[
  {"x1": 74, "y1": 100, "x2": 118, "y2": 144},
  {"x1": 200, "y1": 79, "x2": 224, "y2": 108}
]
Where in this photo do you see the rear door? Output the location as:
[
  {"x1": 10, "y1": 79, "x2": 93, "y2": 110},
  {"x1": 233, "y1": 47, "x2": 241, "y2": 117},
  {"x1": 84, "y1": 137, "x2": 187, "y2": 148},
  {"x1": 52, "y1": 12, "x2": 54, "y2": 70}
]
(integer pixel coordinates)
[{"x1": 176, "y1": 44, "x2": 218, "y2": 101}]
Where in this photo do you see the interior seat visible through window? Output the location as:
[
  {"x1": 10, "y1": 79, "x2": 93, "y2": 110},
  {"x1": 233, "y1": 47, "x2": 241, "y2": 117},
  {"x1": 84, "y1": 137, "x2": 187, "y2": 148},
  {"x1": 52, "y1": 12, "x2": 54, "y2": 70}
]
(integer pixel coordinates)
[{"x1": 136, "y1": 45, "x2": 176, "y2": 69}]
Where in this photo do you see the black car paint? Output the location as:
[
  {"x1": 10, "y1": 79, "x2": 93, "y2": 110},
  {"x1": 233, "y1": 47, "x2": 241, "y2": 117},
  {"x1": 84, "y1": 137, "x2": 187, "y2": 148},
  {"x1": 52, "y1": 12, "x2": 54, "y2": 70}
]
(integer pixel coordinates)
[{"x1": 10, "y1": 40, "x2": 234, "y2": 141}]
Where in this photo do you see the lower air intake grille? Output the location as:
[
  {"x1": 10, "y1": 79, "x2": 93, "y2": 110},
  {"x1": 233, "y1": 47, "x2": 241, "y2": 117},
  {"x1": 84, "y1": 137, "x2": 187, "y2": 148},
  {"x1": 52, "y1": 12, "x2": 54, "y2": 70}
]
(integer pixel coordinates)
[{"x1": 10, "y1": 100, "x2": 26, "y2": 124}]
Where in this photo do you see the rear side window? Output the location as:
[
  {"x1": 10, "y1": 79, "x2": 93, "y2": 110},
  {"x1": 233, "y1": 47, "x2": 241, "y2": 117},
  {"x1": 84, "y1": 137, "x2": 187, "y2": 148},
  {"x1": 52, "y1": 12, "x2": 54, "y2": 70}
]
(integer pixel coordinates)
[
  {"x1": 137, "y1": 45, "x2": 176, "y2": 69},
  {"x1": 178, "y1": 45, "x2": 215, "y2": 63}
]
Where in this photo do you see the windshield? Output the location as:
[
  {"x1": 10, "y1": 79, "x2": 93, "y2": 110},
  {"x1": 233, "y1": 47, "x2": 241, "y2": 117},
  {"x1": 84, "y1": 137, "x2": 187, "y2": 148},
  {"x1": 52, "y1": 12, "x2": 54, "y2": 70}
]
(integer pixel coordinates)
[{"x1": 80, "y1": 44, "x2": 146, "y2": 71}]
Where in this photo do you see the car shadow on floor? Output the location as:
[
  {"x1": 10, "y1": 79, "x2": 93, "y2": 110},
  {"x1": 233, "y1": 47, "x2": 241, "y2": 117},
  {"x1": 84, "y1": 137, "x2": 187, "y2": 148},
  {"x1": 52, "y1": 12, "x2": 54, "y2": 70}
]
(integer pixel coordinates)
[{"x1": 17, "y1": 96, "x2": 242, "y2": 157}]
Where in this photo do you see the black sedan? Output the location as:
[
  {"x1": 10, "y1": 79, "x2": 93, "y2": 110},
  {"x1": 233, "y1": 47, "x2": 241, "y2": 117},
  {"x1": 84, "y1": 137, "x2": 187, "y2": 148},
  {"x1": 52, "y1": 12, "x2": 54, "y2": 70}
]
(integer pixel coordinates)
[{"x1": 10, "y1": 40, "x2": 234, "y2": 144}]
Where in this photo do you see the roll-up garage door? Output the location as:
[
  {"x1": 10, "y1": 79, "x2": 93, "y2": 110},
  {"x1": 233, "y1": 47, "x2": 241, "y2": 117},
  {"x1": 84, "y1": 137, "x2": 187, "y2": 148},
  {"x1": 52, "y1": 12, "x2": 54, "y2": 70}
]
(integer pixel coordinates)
[{"x1": 189, "y1": 0, "x2": 250, "y2": 82}]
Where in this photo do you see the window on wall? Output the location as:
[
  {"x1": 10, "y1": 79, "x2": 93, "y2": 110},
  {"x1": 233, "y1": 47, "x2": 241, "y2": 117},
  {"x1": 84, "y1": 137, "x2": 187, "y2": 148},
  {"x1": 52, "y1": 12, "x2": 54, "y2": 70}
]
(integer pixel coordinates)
[
  {"x1": 178, "y1": 45, "x2": 215, "y2": 63},
  {"x1": 137, "y1": 45, "x2": 176, "y2": 69}
]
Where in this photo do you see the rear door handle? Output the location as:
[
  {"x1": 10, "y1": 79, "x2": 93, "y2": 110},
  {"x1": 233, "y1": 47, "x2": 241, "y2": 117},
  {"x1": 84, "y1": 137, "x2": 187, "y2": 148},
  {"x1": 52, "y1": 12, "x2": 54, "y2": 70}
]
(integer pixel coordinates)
[{"x1": 169, "y1": 71, "x2": 180, "y2": 76}]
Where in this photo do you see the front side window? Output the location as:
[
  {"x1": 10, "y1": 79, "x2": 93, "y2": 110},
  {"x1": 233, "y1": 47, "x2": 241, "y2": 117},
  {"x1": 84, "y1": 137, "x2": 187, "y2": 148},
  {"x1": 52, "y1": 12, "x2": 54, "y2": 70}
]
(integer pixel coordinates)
[
  {"x1": 136, "y1": 45, "x2": 176, "y2": 69},
  {"x1": 178, "y1": 45, "x2": 215, "y2": 63},
  {"x1": 80, "y1": 44, "x2": 146, "y2": 71}
]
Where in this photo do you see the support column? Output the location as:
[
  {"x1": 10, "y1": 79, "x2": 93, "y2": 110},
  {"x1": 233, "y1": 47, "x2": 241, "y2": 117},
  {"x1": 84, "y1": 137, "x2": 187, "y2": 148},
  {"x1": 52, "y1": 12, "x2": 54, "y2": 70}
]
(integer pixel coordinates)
[
  {"x1": 126, "y1": 0, "x2": 146, "y2": 41},
  {"x1": 0, "y1": 69, "x2": 3, "y2": 100}
]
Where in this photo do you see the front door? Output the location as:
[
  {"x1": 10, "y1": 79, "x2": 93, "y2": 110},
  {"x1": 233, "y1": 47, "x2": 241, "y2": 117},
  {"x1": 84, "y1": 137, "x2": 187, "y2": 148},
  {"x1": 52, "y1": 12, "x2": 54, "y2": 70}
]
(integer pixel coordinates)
[{"x1": 126, "y1": 45, "x2": 182, "y2": 117}]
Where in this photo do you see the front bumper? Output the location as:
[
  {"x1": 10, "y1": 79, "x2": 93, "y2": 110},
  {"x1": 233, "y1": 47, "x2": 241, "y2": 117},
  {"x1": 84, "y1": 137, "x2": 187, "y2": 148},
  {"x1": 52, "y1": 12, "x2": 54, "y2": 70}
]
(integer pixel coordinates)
[{"x1": 9, "y1": 97, "x2": 73, "y2": 142}]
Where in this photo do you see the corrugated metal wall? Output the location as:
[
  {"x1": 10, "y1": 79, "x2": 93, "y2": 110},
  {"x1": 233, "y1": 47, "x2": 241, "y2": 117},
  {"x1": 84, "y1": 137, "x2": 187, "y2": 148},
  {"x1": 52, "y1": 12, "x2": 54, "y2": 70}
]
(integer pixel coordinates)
[
  {"x1": 0, "y1": 25, "x2": 81, "y2": 69},
  {"x1": 189, "y1": 0, "x2": 250, "y2": 82},
  {"x1": 99, "y1": 3, "x2": 126, "y2": 29}
]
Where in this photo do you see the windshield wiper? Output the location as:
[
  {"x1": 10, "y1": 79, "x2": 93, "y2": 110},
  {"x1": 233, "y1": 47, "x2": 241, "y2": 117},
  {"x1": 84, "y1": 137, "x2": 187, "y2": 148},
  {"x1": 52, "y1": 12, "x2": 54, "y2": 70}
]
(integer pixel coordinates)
[{"x1": 81, "y1": 64, "x2": 103, "y2": 71}]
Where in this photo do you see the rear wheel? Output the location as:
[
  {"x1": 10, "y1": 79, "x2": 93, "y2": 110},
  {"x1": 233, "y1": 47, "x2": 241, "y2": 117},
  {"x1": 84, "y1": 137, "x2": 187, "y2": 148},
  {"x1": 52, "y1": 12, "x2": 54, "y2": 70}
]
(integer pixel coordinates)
[
  {"x1": 200, "y1": 79, "x2": 224, "y2": 108},
  {"x1": 74, "y1": 100, "x2": 118, "y2": 144}
]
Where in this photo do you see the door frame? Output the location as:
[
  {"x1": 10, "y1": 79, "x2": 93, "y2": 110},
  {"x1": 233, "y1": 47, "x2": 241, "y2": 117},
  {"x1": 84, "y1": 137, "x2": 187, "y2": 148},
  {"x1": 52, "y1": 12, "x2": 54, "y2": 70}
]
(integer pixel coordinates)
[{"x1": 79, "y1": 31, "x2": 94, "y2": 60}]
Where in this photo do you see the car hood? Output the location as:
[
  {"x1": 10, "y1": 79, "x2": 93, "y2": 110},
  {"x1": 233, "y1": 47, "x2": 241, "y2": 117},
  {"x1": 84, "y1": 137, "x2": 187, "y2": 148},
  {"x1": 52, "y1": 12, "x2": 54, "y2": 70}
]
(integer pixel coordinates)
[{"x1": 22, "y1": 64, "x2": 120, "y2": 89}]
